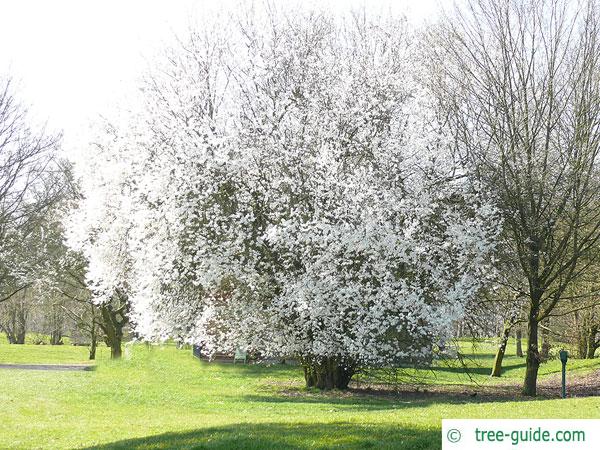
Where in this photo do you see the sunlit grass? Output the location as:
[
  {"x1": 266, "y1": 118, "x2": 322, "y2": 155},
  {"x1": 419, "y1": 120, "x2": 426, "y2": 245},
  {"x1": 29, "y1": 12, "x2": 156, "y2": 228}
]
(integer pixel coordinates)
[
  {"x1": 0, "y1": 334, "x2": 110, "y2": 364},
  {"x1": 0, "y1": 341, "x2": 598, "y2": 449}
]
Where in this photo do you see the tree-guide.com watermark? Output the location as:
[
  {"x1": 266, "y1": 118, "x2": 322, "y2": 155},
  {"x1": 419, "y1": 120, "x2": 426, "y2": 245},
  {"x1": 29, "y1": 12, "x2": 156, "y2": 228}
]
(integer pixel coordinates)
[{"x1": 442, "y1": 419, "x2": 599, "y2": 449}]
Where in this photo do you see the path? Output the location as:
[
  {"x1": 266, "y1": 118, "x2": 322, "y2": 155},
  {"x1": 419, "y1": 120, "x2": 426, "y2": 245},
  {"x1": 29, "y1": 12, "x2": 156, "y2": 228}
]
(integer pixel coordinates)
[{"x1": 0, "y1": 363, "x2": 94, "y2": 371}]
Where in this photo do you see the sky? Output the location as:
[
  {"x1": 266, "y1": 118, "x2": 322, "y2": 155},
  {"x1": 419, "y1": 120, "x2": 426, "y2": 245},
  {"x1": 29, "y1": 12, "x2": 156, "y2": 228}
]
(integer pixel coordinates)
[{"x1": 0, "y1": 0, "x2": 441, "y2": 151}]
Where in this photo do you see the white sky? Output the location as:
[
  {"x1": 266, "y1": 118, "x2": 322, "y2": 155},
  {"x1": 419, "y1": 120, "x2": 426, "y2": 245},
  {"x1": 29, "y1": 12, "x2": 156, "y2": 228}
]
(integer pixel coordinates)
[{"x1": 0, "y1": 0, "x2": 441, "y2": 151}]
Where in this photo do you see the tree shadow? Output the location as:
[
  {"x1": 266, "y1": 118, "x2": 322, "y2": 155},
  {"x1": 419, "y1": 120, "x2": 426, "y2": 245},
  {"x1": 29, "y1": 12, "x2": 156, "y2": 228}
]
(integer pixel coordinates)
[
  {"x1": 432, "y1": 361, "x2": 527, "y2": 376},
  {"x1": 241, "y1": 393, "x2": 416, "y2": 412},
  {"x1": 198, "y1": 359, "x2": 530, "y2": 381},
  {"x1": 195, "y1": 361, "x2": 302, "y2": 378},
  {"x1": 240, "y1": 385, "x2": 552, "y2": 412},
  {"x1": 83, "y1": 422, "x2": 439, "y2": 449}
]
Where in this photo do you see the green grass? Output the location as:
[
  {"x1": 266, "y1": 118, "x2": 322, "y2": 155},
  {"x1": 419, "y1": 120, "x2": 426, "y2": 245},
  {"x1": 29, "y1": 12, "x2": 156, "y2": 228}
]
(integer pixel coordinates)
[
  {"x1": 0, "y1": 340, "x2": 598, "y2": 449},
  {"x1": 375, "y1": 338, "x2": 600, "y2": 387},
  {"x1": 0, "y1": 333, "x2": 77, "y2": 346},
  {"x1": 0, "y1": 343, "x2": 110, "y2": 364},
  {"x1": 0, "y1": 334, "x2": 110, "y2": 364}
]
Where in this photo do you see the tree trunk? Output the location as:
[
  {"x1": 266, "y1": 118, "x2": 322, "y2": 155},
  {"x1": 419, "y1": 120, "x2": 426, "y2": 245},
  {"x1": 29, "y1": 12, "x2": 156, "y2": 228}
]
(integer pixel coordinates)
[
  {"x1": 110, "y1": 339, "x2": 122, "y2": 359},
  {"x1": 89, "y1": 328, "x2": 97, "y2": 360},
  {"x1": 5, "y1": 301, "x2": 28, "y2": 344},
  {"x1": 15, "y1": 327, "x2": 26, "y2": 344},
  {"x1": 578, "y1": 328, "x2": 588, "y2": 358},
  {"x1": 491, "y1": 316, "x2": 513, "y2": 377},
  {"x1": 586, "y1": 325, "x2": 598, "y2": 359},
  {"x1": 540, "y1": 319, "x2": 550, "y2": 362},
  {"x1": 523, "y1": 305, "x2": 541, "y2": 396},
  {"x1": 50, "y1": 329, "x2": 63, "y2": 345},
  {"x1": 573, "y1": 310, "x2": 586, "y2": 358},
  {"x1": 303, "y1": 357, "x2": 355, "y2": 390},
  {"x1": 516, "y1": 328, "x2": 523, "y2": 357},
  {"x1": 47, "y1": 303, "x2": 64, "y2": 346},
  {"x1": 100, "y1": 304, "x2": 125, "y2": 359}
]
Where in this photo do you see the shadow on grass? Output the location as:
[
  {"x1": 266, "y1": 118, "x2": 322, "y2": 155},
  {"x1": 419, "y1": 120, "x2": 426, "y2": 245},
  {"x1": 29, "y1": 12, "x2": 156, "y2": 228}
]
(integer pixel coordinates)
[
  {"x1": 83, "y1": 422, "x2": 439, "y2": 449},
  {"x1": 197, "y1": 357, "x2": 530, "y2": 382},
  {"x1": 195, "y1": 361, "x2": 303, "y2": 378},
  {"x1": 241, "y1": 388, "x2": 549, "y2": 411},
  {"x1": 432, "y1": 361, "x2": 527, "y2": 376}
]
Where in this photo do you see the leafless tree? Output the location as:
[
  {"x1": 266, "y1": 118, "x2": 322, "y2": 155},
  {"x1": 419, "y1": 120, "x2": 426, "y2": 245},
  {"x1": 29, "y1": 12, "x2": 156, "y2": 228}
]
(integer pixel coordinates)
[
  {"x1": 58, "y1": 270, "x2": 103, "y2": 360},
  {"x1": 0, "y1": 287, "x2": 34, "y2": 343},
  {"x1": 430, "y1": 0, "x2": 600, "y2": 395},
  {"x1": 0, "y1": 77, "x2": 61, "y2": 306}
]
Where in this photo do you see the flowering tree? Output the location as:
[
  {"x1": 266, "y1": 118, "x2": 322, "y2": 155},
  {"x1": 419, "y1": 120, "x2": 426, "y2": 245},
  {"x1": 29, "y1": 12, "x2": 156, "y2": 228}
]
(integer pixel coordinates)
[
  {"x1": 72, "y1": 10, "x2": 499, "y2": 388},
  {"x1": 66, "y1": 122, "x2": 134, "y2": 358}
]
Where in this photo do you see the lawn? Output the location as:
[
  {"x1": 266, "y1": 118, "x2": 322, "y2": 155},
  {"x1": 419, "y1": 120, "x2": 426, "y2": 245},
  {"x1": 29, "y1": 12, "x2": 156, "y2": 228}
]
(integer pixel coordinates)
[
  {"x1": 0, "y1": 340, "x2": 599, "y2": 449},
  {"x1": 0, "y1": 335, "x2": 110, "y2": 364}
]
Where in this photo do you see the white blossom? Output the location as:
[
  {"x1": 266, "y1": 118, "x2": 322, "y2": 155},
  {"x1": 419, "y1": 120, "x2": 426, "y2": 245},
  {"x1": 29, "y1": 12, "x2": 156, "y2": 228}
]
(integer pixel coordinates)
[{"x1": 69, "y1": 9, "x2": 501, "y2": 369}]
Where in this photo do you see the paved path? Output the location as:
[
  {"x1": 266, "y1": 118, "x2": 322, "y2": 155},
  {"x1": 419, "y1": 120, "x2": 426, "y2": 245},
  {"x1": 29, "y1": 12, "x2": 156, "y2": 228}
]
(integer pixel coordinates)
[{"x1": 0, "y1": 363, "x2": 94, "y2": 371}]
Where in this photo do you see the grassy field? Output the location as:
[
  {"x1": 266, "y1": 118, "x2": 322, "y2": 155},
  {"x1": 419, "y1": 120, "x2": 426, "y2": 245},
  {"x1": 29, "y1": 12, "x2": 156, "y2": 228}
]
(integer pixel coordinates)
[
  {"x1": 0, "y1": 339, "x2": 599, "y2": 449},
  {"x1": 0, "y1": 336, "x2": 110, "y2": 364}
]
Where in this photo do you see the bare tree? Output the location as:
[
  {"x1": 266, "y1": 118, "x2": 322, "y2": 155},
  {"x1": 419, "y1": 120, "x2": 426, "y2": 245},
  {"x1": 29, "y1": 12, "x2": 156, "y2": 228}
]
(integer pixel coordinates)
[
  {"x1": 574, "y1": 307, "x2": 599, "y2": 358},
  {"x1": 431, "y1": 0, "x2": 600, "y2": 395},
  {"x1": 59, "y1": 273, "x2": 103, "y2": 360},
  {"x1": 0, "y1": 287, "x2": 34, "y2": 343},
  {"x1": 0, "y1": 77, "x2": 61, "y2": 306},
  {"x1": 566, "y1": 277, "x2": 600, "y2": 358}
]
